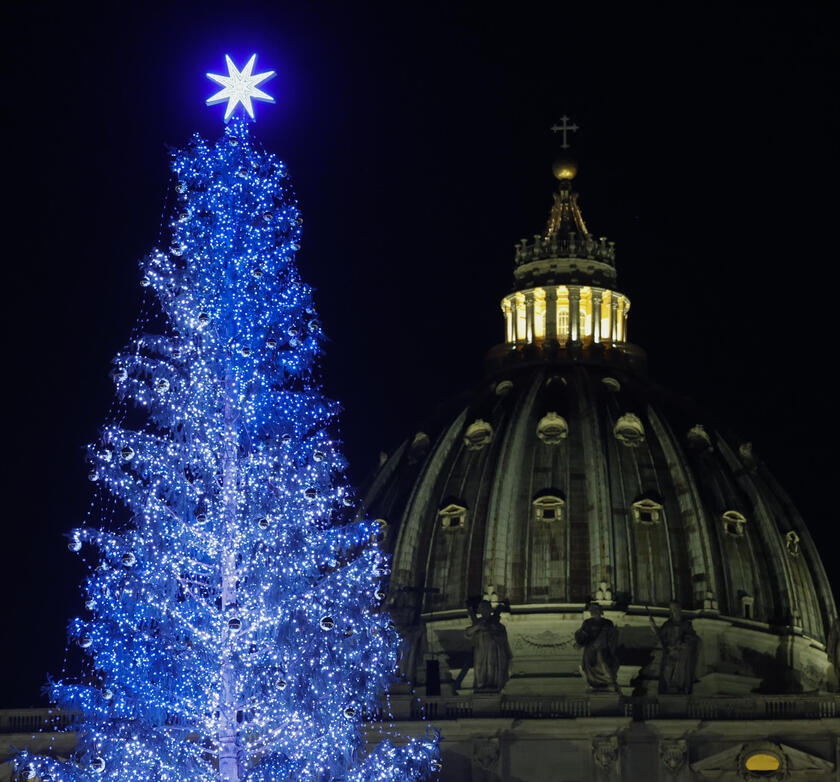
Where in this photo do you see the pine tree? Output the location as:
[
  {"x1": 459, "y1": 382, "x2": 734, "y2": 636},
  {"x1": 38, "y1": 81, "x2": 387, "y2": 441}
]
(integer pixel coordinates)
[{"x1": 16, "y1": 116, "x2": 438, "y2": 782}]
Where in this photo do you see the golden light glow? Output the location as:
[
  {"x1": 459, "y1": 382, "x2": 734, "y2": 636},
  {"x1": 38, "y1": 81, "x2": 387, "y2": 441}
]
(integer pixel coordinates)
[
  {"x1": 515, "y1": 292, "x2": 526, "y2": 341},
  {"x1": 501, "y1": 287, "x2": 630, "y2": 347},
  {"x1": 533, "y1": 288, "x2": 546, "y2": 340},
  {"x1": 745, "y1": 753, "x2": 781, "y2": 772},
  {"x1": 552, "y1": 158, "x2": 578, "y2": 180},
  {"x1": 601, "y1": 290, "x2": 612, "y2": 340}
]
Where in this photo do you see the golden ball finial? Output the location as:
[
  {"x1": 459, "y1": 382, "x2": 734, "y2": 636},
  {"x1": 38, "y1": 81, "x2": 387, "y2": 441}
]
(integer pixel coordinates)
[{"x1": 552, "y1": 157, "x2": 578, "y2": 180}]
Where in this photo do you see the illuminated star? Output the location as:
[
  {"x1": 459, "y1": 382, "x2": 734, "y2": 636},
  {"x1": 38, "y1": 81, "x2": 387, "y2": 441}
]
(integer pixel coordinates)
[{"x1": 206, "y1": 54, "x2": 275, "y2": 121}]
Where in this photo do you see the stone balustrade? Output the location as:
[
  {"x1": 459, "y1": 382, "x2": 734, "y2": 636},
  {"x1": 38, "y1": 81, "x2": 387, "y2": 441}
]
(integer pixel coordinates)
[{"x1": 515, "y1": 233, "x2": 616, "y2": 267}]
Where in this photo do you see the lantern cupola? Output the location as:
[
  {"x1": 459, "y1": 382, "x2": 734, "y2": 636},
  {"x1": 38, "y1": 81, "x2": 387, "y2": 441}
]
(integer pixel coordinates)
[{"x1": 501, "y1": 159, "x2": 632, "y2": 357}]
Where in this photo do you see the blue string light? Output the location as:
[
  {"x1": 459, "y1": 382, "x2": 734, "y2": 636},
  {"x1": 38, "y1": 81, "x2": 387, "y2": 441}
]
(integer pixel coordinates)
[{"x1": 16, "y1": 115, "x2": 439, "y2": 781}]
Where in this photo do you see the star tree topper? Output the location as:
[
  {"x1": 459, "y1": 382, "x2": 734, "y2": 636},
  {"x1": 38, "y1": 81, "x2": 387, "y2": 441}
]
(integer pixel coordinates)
[{"x1": 206, "y1": 54, "x2": 275, "y2": 121}]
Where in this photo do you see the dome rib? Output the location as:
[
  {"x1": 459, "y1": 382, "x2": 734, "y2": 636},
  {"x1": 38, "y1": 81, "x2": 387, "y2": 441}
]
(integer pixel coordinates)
[
  {"x1": 391, "y1": 408, "x2": 467, "y2": 593},
  {"x1": 646, "y1": 405, "x2": 719, "y2": 607},
  {"x1": 480, "y1": 373, "x2": 534, "y2": 605}
]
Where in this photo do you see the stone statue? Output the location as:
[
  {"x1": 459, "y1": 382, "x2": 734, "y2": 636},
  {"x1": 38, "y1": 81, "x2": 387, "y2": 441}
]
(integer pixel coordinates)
[
  {"x1": 649, "y1": 600, "x2": 700, "y2": 694},
  {"x1": 574, "y1": 603, "x2": 620, "y2": 692},
  {"x1": 389, "y1": 587, "x2": 427, "y2": 683},
  {"x1": 465, "y1": 599, "x2": 512, "y2": 692},
  {"x1": 827, "y1": 616, "x2": 840, "y2": 691}
]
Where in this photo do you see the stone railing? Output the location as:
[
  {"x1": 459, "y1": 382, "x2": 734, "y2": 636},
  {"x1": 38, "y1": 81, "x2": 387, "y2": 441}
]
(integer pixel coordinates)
[
  {"x1": 514, "y1": 233, "x2": 616, "y2": 267},
  {"x1": 388, "y1": 693, "x2": 840, "y2": 722},
  {"x1": 0, "y1": 709, "x2": 78, "y2": 735},
  {"x1": 1, "y1": 695, "x2": 837, "y2": 736}
]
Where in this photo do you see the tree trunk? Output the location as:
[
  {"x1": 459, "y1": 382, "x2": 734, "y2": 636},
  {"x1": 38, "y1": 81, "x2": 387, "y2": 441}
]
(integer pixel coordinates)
[{"x1": 218, "y1": 376, "x2": 240, "y2": 781}]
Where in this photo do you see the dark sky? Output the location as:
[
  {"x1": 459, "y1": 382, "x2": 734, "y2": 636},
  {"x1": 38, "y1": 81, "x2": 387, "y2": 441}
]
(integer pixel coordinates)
[{"x1": 4, "y1": 4, "x2": 839, "y2": 707}]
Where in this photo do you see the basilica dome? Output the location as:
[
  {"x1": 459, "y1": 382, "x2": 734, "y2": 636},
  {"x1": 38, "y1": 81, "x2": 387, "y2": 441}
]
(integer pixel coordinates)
[{"x1": 364, "y1": 162, "x2": 838, "y2": 695}]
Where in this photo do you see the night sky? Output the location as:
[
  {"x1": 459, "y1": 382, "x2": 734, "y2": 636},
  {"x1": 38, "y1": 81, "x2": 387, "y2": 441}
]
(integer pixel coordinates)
[{"x1": 4, "y1": 4, "x2": 839, "y2": 707}]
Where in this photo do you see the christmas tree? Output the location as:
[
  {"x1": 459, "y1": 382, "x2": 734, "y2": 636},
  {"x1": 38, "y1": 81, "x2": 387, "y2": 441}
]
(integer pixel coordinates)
[{"x1": 16, "y1": 56, "x2": 438, "y2": 782}]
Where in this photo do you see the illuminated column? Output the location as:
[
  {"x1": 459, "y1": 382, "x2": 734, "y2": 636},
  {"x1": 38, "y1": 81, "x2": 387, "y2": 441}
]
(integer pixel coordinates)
[
  {"x1": 621, "y1": 298, "x2": 629, "y2": 342},
  {"x1": 545, "y1": 286, "x2": 558, "y2": 343},
  {"x1": 503, "y1": 299, "x2": 513, "y2": 343},
  {"x1": 512, "y1": 298, "x2": 521, "y2": 342},
  {"x1": 609, "y1": 294, "x2": 619, "y2": 343},
  {"x1": 592, "y1": 289, "x2": 603, "y2": 344},
  {"x1": 525, "y1": 290, "x2": 535, "y2": 343},
  {"x1": 569, "y1": 286, "x2": 581, "y2": 344}
]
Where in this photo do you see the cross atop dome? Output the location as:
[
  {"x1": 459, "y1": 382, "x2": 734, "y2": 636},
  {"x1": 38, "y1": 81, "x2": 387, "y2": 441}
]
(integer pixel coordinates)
[{"x1": 550, "y1": 115, "x2": 579, "y2": 150}]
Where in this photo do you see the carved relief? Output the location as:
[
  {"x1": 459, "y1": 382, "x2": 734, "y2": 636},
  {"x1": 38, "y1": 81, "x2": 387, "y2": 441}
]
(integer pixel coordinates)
[
  {"x1": 512, "y1": 630, "x2": 577, "y2": 653},
  {"x1": 536, "y1": 411, "x2": 569, "y2": 444},
  {"x1": 595, "y1": 581, "x2": 613, "y2": 604},
  {"x1": 464, "y1": 419, "x2": 493, "y2": 451},
  {"x1": 472, "y1": 738, "x2": 501, "y2": 772},
  {"x1": 592, "y1": 736, "x2": 620, "y2": 773},
  {"x1": 659, "y1": 739, "x2": 686, "y2": 774},
  {"x1": 614, "y1": 412, "x2": 645, "y2": 447}
]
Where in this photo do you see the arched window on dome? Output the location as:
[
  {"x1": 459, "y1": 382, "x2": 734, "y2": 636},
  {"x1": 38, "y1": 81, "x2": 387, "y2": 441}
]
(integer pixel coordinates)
[
  {"x1": 464, "y1": 419, "x2": 493, "y2": 451},
  {"x1": 632, "y1": 497, "x2": 663, "y2": 525},
  {"x1": 614, "y1": 412, "x2": 645, "y2": 447},
  {"x1": 536, "y1": 412, "x2": 568, "y2": 444},
  {"x1": 533, "y1": 493, "x2": 565, "y2": 523},
  {"x1": 407, "y1": 432, "x2": 430, "y2": 463},
  {"x1": 438, "y1": 501, "x2": 467, "y2": 531},
  {"x1": 722, "y1": 510, "x2": 747, "y2": 538},
  {"x1": 785, "y1": 530, "x2": 800, "y2": 556}
]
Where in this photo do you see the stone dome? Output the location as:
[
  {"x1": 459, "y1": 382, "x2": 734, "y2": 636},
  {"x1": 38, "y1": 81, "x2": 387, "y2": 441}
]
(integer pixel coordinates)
[
  {"x1": 368, "y1": 362, "x2": 831, "y2": 637},
  {"x1": 363, "y1": 163, "x2": 838, "y2": 696}
]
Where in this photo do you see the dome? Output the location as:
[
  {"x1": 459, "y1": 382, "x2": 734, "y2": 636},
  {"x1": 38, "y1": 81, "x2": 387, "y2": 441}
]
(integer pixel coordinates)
[
  {"x1": 368, "y1": 362, "x2": 831, "y2": 638},
  {"x1": 364, "y1": 158, "x2": 838, "y2": 697}
]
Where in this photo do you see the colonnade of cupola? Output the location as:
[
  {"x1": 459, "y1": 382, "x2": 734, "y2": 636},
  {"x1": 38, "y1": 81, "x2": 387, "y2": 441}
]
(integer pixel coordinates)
[
  {"x1": 499, "y1": 158, "x2": 631, "y2": 350},
  {"x1": 501, "y1": 285, "x2": 629, "y2": 347}
]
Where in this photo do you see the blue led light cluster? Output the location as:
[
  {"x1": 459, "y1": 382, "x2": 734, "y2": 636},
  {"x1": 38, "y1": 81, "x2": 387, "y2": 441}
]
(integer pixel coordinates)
[{"x1": 16, "y1": 117, "x2": 439, "y2": 781}]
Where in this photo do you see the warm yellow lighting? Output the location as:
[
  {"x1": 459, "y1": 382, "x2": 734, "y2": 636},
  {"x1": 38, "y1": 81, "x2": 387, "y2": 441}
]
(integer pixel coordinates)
[
  {"x1": 533, "y1": 288, "x2": 546, "y2": 339},
  {"x1": 552, "y1": 157, "x2": 578, "y2": 180},
  {"x1": 500, "y1": 287, "x2": 629, "y2": 347},
  {"x1": 745, "y1": 753, "x2": 781, "y2": 772},
  {"x1": 515, "y1": 293, "x2": 526, "y2": 341}
]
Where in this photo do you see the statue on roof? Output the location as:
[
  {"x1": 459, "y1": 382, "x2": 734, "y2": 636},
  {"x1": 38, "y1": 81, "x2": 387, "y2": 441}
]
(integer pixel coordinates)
[
  {"x1": 575, "y1": 603, "x2": 620, "y2": 692},
  {"x1": 465, "y1": 599, "x2": 512, "y2": 692},
  {"x1": 649, "y1": 600, "x2": 700, "y2": 694}
]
